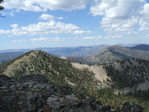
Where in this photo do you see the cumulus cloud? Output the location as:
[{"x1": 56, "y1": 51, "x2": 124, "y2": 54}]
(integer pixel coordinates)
[
  {"x1": 3, "y1": 0, "x2": 43, "y2": 12},
  {"x1": 11, "y1": 24, "x2": 19, "y2": 28},
  {"x1": 90, "y1": 0, "x2": 149, "y2": 36},
  {"x1": 39, "y1": 14, "x2": 64, "y2": 21},
  {"x1": 0, "y1": 15, "x2": 92, "y2": 36},
  {"x1": 0, "y1": 30, "x2": 11, "y2": 34},
  {"x1": 90, "y1": 0, "x2": 117, "y2": 16},
  {"x1": 141, "y1": 3, "x2": 149, "y2": 16},
  {"x1": 3, "y1": 0, "x2": 96, "y2": 11},
  {"x1": 40, "y1": 14, "x2": 54, "y2": 20}
]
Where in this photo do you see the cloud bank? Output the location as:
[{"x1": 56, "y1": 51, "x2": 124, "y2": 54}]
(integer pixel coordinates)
[
  {"x1": 1, "y1": 0, "x2": 149, "y2": 39},
  {"x1": 90, "y1": 0, "x2": 149, "y2": 35},
  {"x1": 0, "y1": 14, "x2": 92, "y2": 36},
  {"x1": 3, "y1": 0, "x2": 96, "y2": 11}
]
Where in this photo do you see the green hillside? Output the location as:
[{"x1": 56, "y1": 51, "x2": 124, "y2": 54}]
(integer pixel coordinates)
[{"x1": 0, "y1": 50, "x2": 97, "y2": 96}]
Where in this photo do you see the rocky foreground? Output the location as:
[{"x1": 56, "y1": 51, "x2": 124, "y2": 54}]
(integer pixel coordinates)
[{"x1": 0, "y1": 74, "x2": 144, "y2": 112}]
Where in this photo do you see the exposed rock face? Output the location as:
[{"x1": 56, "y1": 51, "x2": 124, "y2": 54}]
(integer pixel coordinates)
[{"x1": 0, "y1": 74, "x2": 144, "y2": 112}]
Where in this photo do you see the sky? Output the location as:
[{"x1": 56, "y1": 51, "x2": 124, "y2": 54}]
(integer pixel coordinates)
[{"x1": 0, "y1": 0, "x2": 149, "y2": 50}]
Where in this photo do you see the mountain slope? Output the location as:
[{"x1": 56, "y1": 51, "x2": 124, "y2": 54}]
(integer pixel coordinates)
[
  {"x1": 0, "y1": 50, "x2": 97, "y2": 95},
  {"x1": 72, "y1": 58, "x2": 149, "y2": 92},
  {"x1": 103, "y1": 59, "x2": 149, "y2": 90}
]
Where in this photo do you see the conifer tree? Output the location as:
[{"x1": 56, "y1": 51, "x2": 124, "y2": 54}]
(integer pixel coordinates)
[{"x1": 0, "y1": 0, "x2": 4, "y2": 11}]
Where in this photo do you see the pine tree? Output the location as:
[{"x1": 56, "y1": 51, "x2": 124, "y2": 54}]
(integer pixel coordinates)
[{"x1": 0, "y1": 0, "x2": 4, "y2": 11}]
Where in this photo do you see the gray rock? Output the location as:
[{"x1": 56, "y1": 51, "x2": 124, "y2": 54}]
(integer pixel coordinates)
[
  {"x1": 121, "y1": 102, "x2": 144, "y2": 112},
  {"x1": 2, "y1": 96, "x2": 17, "y2": 103},
  {"x1": 101, "y1": 105, "x2": 111, "y2": 112},
  {"x1": 0, "y1": 86, "x2": 8, "y2": 90},
  {"x1": 9, "y1": 84, "x2": 15, "y2": 89}
]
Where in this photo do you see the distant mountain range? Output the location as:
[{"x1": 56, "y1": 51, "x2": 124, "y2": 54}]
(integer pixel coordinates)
[
  {"x1": 0, "y1": 45, "x2": 109, "y2": 63},
  {"x1": 129, "y1": 44, "x2": 149, "y2": 51},
  {"x1": 69, "y1": 44, "x2": 149, "y2": 65},
  {"x1": 0, "y1": 45, "x2": 109, "y2": 57},
  {"x1": 1, "y1": 44, "x2": 149, "y2": 64}
]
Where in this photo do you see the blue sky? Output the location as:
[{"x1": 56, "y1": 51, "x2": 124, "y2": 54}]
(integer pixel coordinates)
[{"x1": 0, "y1": 0, "x2": 149, "y2": 50}]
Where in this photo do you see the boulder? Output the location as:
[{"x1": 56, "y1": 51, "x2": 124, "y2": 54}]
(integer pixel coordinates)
[
  {"x1": 121, "y1": 102, "x2": 144, "y2": 112},
  {"x1": 2, "y1": 95, "x2": 17, "y2": 103}
]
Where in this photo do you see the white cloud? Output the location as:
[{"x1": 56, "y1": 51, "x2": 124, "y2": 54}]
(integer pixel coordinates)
[
  {"x1": 90, "y1": 0, "x2": 149, "y2": 36},
  {"x1": 12, "y1": 39, "x2": 27, "y2": 43},
  {"x1": 18, "y1": 39, "x2": 26, "y2": 42},
  {"x1": 139, "y1": 3, "x2": 149, "y2": 31},
  {"x1": 81, "y1": 36, "x2": 105, "y2": 39},
  {"x1": 111, "y1": 35, "x2": 123, "y2": 38},
  {"x1": 30, "y1": 37, "x2": 61, "y2": 42},
  {"x1": 11, "y1": 24, "x2": 19, "y2": 28},
  {"x1": 30, "y1": 37, "x2": 50, "y2": 42},
  {"x1": 139, "y1": 18, "x2": 149, "y2": 31},
  {"x1": 3, "y1": 0, "x2": 96, "y2": 11},
  {"x1": 57, "y1": 17, "x2": 64, "y2": 20},
  {"x1": 0, "y1": 16, "x2": 91, "y2": 36},
  {"x1": 141, "y1": 3, "x2": 149, "y2": 16},
  {"x1": 12, "y1": 37, "x2": 61, "y2": 43},
  {"x1": 90, "y1": 0, "x2": 117, "y2": 16},
  {"x1": 82, "y1": 37, "x2": 94, "y2": 39},
  {"x1": 3, "y1": 0, "x2": 43, "y2": 12},
  {"x1": 91, "y1": 0, "x2": 144, "y2": 18},
  {"x1": 0, "y1": 30, "x2": 11, "y2": 34},
  {"x1": 39, "y1": 14, "x2": 64, "y2": 21},
  {"x1": 40, "y1": 14, "x2": 54, "y2": 20},
  {"x1": 73, "y1": 30, "x2": 92, "y2": 34}
]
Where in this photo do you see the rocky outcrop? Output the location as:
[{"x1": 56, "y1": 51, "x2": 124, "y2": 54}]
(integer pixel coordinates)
[
  {"x1": 0, "y1": 74, "x2": 144, "y2": 112},
  {"x1": 121, "y1": 102, "x2": 144, "y2": 112}
]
